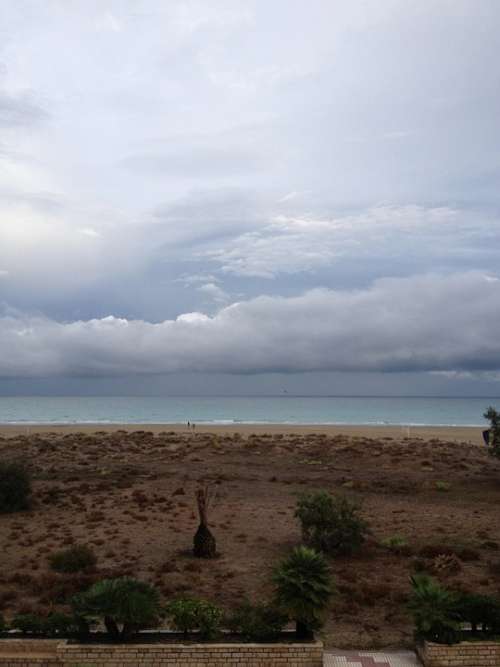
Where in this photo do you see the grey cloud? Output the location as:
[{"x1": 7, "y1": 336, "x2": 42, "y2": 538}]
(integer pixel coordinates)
[
  {"x1": 121, "y1": 144, "x2": 265, "y2": 177},
  {"x1": 1, "y1": 273, "x2": 499, "y2": 378},
  {"x1": 152, "y1": 188, "x2": 268, "y2": 244},
  {"x1": 0, "y1": 91, "x2": 48, "y2": 127},
  {"x1": 202, "y1": 206, "x2": 500, "y2": 278}
]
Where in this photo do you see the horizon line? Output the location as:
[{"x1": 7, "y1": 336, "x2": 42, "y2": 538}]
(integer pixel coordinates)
[{"x1": 0, "y1": 394, "x2": 499, "y2": 400}]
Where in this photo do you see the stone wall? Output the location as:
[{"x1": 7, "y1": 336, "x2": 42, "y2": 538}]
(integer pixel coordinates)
[
  {"x1": 0, "y1": 639, "x2": 60, "y2": 666},
  {"x1": 0, "y1": 639, "x2": 323, "y2": 666},
  {"x1": 418, "y1": 639, "x2": 500, "y2": 666}
]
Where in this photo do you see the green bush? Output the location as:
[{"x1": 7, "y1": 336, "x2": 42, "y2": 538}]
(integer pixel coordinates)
[
  {"x1": 381, "y1": 535, "x2": 410, "y2": 555},
  {"x1": 273, "y1": 545, "x2": 334, "y2": 639},
  {"x1": 45, "y1": 612, "x2": 78, "y2": 637},
  {"x1": 165, "y1": 597, "x2": 223, "y2": 640},
  {"x1": 408, "y1": 574, "x2": 460, "y2": 644},
  {"x1": 165, "y1": 598, "x2": 202, "y2": 636},
  {"x1": 73, "y1": 577, "x2": 162, "y2": 639},
  {"x1": 11, "y1": 612, "x2": 77, "y2": 637},
  {"x1": 0, "y1": 613, "x2": 6, "y2": 632},
  {"x1": 196, "y1": 600, "x2": 223, "y2": 640},
  {"x1": 49, "y1": 544, "x2": 97, "y2": 573},
  {"x1": 0, "y1": 461, "x2": 31, "y2": 513},
  {"x1": 484, "y1": 407, "x2": 500, "y2": 458},
  {"x1": 12, "y1": 614, "x2": 46, "y2": 635},
  {"x1": 409, "y1": 577, "x2": 500, "y2": 642},
  {"x1": 295, "y1": 490, "x2": 368, "y2": 555},
  {"x1": 226, "y1": 601, "x2": 288, "y2": 641},
  {"x1": 435, "y1": 481, "x2": 451, "y2": 492}
]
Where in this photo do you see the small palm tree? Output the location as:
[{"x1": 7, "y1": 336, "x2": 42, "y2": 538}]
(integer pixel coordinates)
[
  {"x1": 72, "y1": 577, "x2": 161, "y2": 639},
  {"x1": 272, "y1": 546, "x2": 334, "y2": 639},
  {"x1": 408, "y1": 574, "x2": 460, "y2": 644}
]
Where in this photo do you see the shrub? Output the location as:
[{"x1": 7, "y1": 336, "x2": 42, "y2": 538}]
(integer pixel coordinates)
[
  {"x1": 419, "y1": 541, "x2": 479, "y2": 562},
  {"x1": 295, "y1": 490, "x2": 368, "y2": 555},
  {"x1": 432, "y1": 554, "x2": 462, "y2": 577},
  {"x1": 49, "y1": 544, "x2": 97, "y2": 573},
  {"x1": 73, "y1": 577, "x2": 162, "y2": 639},
  {"x1": 0, "y1": 461, "x2": 31, "y2": 513},
  {"x1": 44, "y1": 612, "x2": 78, "y2": 637},
  {"x1": 165, "y1": 598, "x2": 223, "y2": 639},
  {"x1": 407, "y1": 574, "x2": 460, "y2": 644},
  {"x1": 12, "y1": 613, "x2": 46, "y2": 635},
  {"x1": 456, "y1": 592, "x2": 500, "y2": 635},
  {"x1": 381, "y1": 535, "x2": 411, "y2": 555},
  {"x1": 226, "y1": 601, "x2": 288, "y2": 641},
  {"x1": 0, "y1": 613, "x2": 6, "y2": 632},
  {"x1": 165, "y1": 598, "x2": 202, "y2": 636},
  {"x1": 484, "y1": 407, "x2": 500, "y2": 458},
  {"x1": 273, "y1": 545, "x2": 334, "y2": 639},
  {"x1": 435, "y1": 481, "x2": 451, "y2": 492},
  {"x1": 11, "y1": 612, "x2": 78, "y2": 637},
  {"x1": 196, "y1": 600, "x2": 223, "y2": 640}
]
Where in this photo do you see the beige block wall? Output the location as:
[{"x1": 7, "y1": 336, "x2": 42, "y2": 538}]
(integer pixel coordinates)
[
  {"x1": 418, "y1": 640, "x2": 500, "y2": 667},
  {"x1": 0, "y1": 640, "x2": 323, "y2": 667}
]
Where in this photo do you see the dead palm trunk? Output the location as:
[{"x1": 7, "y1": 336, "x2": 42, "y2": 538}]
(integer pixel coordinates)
[{"x1": 193, "y1": 486, "x2": 217, "y2": 558}]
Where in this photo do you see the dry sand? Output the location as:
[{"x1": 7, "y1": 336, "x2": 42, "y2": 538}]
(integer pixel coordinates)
[{"x1": 0, "y1": 422, "x2": 485, "y2": 445}]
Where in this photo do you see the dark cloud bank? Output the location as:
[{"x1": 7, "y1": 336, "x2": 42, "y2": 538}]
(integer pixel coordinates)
[{"x1": 2, "y1": 273, "x2": 499, "y2": 378}]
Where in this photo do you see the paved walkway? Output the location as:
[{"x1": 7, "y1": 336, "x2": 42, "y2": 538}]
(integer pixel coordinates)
[{"x1": 324, "y1": 650, "x2": 421, "y2": 666}]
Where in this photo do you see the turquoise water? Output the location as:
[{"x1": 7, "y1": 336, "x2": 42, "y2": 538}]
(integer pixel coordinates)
[{"x1": 0, "y1": 396, "x2": 498, "y2": 426}]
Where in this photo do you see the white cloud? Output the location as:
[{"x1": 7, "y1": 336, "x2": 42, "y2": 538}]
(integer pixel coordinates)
[
  {"x1": 175, "y1": 273, "x2": 221, "y2": 286},
  {"x1": 204, "y1": 205, "x2": 498, "y2": 278},
  {"x1": 197, "y1": 282, "x2": 230, "y2": 304},
  {"x1": 79, "y1": 227, "x2": 102, "y2": 238},
  {"x1": 1, "y1": 272, "x2": 499, "y2": 377},
  {"x1": 278, "y1": 191, "x2": 299, "y2": 203},
  {"x1": 95, "y1": 12, "x2": 122, "y2": 33}
]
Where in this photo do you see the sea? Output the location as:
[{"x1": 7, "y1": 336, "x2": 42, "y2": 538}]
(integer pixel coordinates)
[{"x1": 0, "y1": 396, "x2": 498, "y2": 426}]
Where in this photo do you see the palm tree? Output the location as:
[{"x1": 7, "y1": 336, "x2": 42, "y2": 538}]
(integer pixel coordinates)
[
  {"x1": 272, "y1": 546, "x2": 334, "y2": 639},
  {"x1": 72, "y1": 577, "x2": 161, "y2": 639},
  {"x1": 408, "y1": 574, "x2": 460, "y2": 644}
]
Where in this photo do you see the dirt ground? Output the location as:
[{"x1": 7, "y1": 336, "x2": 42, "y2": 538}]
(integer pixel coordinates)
[{"x1": 0, "y1": 427, "x2": 499, "y2": 649}]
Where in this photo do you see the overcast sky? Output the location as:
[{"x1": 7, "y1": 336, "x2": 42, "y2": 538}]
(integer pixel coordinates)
[{"x1": 1, "y1": 0, "x2": 500, "y2": 396}]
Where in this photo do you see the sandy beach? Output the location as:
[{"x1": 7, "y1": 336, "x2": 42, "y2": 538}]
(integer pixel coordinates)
[{"x1": 0, "y1": 422, "x2": 485, "y2": 445}]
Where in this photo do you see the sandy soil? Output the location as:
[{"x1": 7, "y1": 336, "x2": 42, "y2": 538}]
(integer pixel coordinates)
[
  {"x1": 0, "y1": 425, "x2": 499, "y2": 649},
  {"x1": 0, "y1": 423, "x2": 485, "y2": 445}
]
